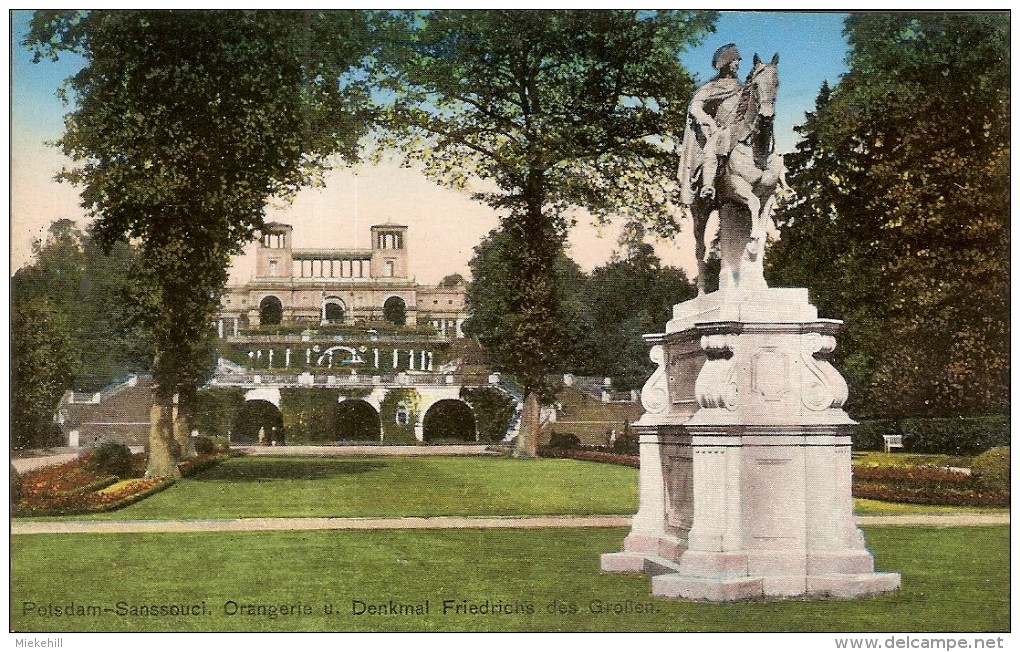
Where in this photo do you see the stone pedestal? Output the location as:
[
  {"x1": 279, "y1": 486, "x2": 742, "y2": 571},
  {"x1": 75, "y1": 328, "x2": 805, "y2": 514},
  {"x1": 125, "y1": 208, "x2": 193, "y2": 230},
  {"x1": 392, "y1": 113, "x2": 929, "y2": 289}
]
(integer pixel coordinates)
[{"x1": 601, "y1": 288, "x2": 900, "y2": 600}]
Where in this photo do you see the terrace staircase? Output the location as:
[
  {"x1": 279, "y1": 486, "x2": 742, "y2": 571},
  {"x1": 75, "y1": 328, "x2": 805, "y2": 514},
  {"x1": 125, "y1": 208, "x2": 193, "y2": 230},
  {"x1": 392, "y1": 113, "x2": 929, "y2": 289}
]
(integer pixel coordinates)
[{"x1": 58, "y1": 375, "x2": 154, "y2": 449}]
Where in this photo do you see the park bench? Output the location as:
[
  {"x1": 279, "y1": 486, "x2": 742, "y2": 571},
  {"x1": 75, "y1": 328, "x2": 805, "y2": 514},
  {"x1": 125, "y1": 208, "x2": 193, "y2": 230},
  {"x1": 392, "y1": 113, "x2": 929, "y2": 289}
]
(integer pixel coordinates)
[{"x1": 883, "y1": 434, "x2": 904, "y2": 453}]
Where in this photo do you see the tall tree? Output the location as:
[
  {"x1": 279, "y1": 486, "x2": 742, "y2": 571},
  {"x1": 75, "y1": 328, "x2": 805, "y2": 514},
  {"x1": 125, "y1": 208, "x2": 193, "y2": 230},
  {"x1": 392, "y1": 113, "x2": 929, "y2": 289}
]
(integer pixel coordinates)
[
  {"x1": 464, "y1": 229, "x2": 586, "y2": 381},
  {"x1": 11, "y1": 299, "x2": 77, "y2": 449},
  {"x1": 582, "y1": 222, "x2": 696, "y2": 389},
  {"x1": 376, "y1": 10, "x2": 714, "y2": 456},
  {"x1": 767, "y1": 13, "x2": 1009, "y2": 418},
  {"x1": 13, "y1": 220, "x2": 152, "y2": 392},
  {"x1": 28, "y1": 10, "x2": 372, "y2": 475}
]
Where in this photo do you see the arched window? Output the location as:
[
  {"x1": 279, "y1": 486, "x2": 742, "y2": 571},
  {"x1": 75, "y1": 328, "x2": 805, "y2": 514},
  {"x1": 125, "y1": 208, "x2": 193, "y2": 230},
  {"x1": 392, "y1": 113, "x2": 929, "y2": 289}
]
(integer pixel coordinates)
[
  {"x1": 322, "y1": 296, "x2": 346, "y2": 324},
  {"x1": 259, "y1": 296, "x2": 283, "y2": 326},
  {"x1": 383, "y1": 296, "x2": 406, "y2": 326},
  {"x1": 395, "y1": 403, "x2": 411, "y2": 426}
]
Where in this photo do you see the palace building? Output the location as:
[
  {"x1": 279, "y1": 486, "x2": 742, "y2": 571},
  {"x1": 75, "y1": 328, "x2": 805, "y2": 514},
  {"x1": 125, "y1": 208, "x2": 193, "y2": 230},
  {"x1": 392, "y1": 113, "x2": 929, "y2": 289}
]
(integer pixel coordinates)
[{"x1": 216, "y1": 222, "x2": 469, "y2": 338}]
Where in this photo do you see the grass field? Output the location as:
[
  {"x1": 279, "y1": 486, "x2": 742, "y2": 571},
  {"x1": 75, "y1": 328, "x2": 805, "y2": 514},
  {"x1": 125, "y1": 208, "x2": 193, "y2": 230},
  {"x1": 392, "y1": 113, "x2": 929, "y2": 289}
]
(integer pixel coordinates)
[
  {"x1": 12, "y1": 455, "x2": 1007, "y2": 521},
  {"x1": 10, "y1": 526, "x2": 1008, "y2": 632},
  {"x1": 46, "y1": 456, "x2": 640, "y2": 520}
]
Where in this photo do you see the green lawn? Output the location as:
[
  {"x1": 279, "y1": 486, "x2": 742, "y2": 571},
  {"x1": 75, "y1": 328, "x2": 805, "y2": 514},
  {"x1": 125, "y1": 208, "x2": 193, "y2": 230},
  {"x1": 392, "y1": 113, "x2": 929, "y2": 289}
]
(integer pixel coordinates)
[
  {"x1": 44, "y1": 455, "x2": 641, "y2": 520},
  {"x1": 13, "y1": 455, "x2": 1008, "y2": 521},
  {"x1": 853, "y1": 499, "x2": 1009, "y2": 516},
  {"x1": 10, "y1": 526, "x2": 1008, "y2": 632}
]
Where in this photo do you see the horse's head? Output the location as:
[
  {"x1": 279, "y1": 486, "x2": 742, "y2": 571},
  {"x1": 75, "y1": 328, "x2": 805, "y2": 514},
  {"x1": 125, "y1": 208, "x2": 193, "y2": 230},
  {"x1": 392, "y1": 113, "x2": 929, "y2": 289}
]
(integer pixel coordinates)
[{"x1": 748, "y1": 53, "x2": 779, "y2": 120}]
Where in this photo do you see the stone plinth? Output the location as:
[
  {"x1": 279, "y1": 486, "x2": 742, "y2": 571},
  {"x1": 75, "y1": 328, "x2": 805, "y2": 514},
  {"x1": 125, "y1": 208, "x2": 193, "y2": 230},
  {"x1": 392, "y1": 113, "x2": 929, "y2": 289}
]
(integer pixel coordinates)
[{"x1": 601, "y1": 288, "x2": 900, "y2": 600}]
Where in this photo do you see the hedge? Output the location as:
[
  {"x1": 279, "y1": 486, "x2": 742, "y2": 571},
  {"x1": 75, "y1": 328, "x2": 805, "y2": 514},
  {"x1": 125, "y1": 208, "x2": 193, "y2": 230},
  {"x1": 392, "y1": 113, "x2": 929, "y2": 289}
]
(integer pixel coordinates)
[
  {"x1": 279, "y1": 388, "x2": 343, "y2": 443},
  {"x1": 379, "y1": 388, "x2": 421, "y2": 444},
  {"x1": 194, "y1": 387, "x2": 246, "y2": 440},
  {"x1": 972, "y1": 447, "x2": 1010, "y2": 494},
  {"x1": 460, "y1": 387, "x2": 516, "y2": 442},
  {"x1": 853, "y1": 415, "x2": 1009, "y2": 455}
]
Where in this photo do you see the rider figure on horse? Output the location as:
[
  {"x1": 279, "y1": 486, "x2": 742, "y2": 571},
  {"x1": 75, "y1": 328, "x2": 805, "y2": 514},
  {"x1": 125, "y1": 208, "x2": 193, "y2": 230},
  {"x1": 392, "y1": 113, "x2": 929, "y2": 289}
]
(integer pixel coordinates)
[{"x1": 678, "y1": 43, "x2": 744, "y2": 204}]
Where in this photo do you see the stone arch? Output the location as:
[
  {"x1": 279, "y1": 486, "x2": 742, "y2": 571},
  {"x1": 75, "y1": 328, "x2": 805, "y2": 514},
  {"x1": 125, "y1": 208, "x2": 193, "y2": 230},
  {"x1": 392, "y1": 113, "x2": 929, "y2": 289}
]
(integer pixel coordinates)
[
  {"x1": 422, "y1": 399, "x2": 477, "y2": 443},
  {"x1": 321, "y1": 296, "x2": 347, "y2": 324},
  {"x1": 233, "y1": 399, "x2": 284, "y2": 444},
  {"x1": 244, "y1": 387, "x2": 281, "y2": 407},
  {"x1": 383, "y1": 295, "x2": 407, "y2": 326},
  {"x1": 316, "y1": 346, "x2": 364, "y2": 366},
  {"x1": 259, "y1": 295, "x2": 284, "y2": 326},
  {"x1": 335, "y1": 399, "x2": 381, "y2": 442}
]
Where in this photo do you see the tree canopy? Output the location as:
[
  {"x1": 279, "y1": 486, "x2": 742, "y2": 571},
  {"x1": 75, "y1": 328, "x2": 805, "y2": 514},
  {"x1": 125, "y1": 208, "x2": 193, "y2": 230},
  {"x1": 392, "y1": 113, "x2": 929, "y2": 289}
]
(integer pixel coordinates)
[
  {"x1": 11, "y1": 299, "x2": 76, "y2": 450},
  {"x1": 580, "y1": 222, "x2": 696, "y2": 389},
  {"x1": 767, "y1": 13, "x2": 1009, "y2": 418},
  {"x1": 27, "y1": 10, "x2": 374, "y2": 474},
  {"x1": 374, "y1": 10, "x2": 714, "y2": 455},
  {"x1": 12, "y1": 220, "x2": 152, "y2": 393},
  {"x1": 466, "y1": 225, "x2": 696, "y2": 393}
]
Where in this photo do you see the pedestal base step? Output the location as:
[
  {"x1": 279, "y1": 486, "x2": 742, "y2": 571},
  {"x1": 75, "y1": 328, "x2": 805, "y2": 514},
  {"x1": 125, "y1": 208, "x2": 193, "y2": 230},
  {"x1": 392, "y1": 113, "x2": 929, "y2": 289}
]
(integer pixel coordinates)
[
  {"x1": 651, "y1": 571, "x2": 901, "y2": 602},
  {"x1": 601, "y1": 552, "x2": 683, "y2": 576}
]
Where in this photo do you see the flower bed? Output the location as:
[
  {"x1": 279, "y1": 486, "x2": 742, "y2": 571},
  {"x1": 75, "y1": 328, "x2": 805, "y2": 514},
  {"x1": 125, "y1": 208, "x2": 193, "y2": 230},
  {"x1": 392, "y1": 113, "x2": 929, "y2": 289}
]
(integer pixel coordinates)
[
  {"x1": 852, "y1": 465, "x2": 972, "y2": 487},
  {"x1": 852, "y1": 463, "x2": 1008, "y2": 507},
  {"x1": 179, "y1": 453, "x2": 230, "y2": 477},
  {"x1": 13, "y1": 476, "x2": 175, "y2": 517},
  {"x1": 540, "y1": 445, "x2": 1006, "y2": 507},
  {"x1": 539, "y1": 446, "x2": 639, "y2": 468},
  {"x1": 13, "y1": 451, "x2": 229, "y2": 517},
  {"x1": 852, "y1": 483, "x2": 1008, "y2": 507},
  {"x1": 18, "y1": 455, "x2": 113, "y2": 498}
]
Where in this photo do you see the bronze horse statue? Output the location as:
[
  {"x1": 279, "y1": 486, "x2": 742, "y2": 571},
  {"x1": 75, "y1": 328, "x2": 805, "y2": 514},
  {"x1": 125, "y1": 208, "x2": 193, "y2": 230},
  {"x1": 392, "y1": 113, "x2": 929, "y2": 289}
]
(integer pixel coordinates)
[{"x1": 686, "y1": 53, "x2": 787, "y2": 293}]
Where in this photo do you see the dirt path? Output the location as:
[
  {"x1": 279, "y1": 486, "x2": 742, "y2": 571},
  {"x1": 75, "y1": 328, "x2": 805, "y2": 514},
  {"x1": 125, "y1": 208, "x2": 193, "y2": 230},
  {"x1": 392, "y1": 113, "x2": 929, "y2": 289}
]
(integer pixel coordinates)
[
  {"x1": 11, "y1": 453, "x2": 81, "y2": 474},
  {"x1": 10, "y1": 512, "x2": 1008, "y2": 535}
]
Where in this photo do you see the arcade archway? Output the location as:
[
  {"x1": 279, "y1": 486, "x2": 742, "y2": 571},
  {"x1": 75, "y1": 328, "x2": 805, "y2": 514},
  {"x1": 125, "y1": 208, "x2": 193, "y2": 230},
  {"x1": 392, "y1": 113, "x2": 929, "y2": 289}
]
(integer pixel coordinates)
[
  {"x1": 335, "y1": 399, "x2": 381, "y2": 442},
  {"x1": 233, "y1": 399, "x2": 285, "y2": 444},
  {"x1": 422, "y1": 400, "x2": 476, "y2": 442}
]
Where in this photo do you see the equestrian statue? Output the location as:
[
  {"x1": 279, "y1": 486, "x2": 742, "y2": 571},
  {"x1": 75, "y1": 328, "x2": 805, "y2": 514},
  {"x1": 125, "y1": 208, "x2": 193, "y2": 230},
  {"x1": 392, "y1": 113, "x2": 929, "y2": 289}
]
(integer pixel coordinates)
[{"x1": 677, "y1": 44, "x2": 788, "y2": 294}]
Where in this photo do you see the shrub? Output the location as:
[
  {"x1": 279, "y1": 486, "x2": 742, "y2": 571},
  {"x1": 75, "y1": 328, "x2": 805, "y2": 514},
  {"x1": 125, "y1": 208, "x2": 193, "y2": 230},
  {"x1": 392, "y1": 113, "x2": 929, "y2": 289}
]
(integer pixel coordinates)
[
  {"x1": 85, "y1": 443, "x2": 135, "y2": 478},
  {"x1": 193, "y1": 436, "x2": 216, "y2": 455},
  {"x1": 547, "y1": 431, "x2": 581, "y2": 449},
  {"x1": 852, "y1": 416, "x2": 1008, "y2": 455},
  {"x1": 460, "y1": 387, "x2": 516, "y2": 442},
  {"x1": 852, "y1": 420, "x2": 896, "y2": 451},
  {"x1": 11, "y1": 464, "x2": 21, "y2": 505},
  {"x1": 972, "y1": 447, "x2": 1010, "y2": 494},
  {"x1": 900, "y1": 415, "x2": 1009, "y2": 456},
  {"x1": 611, "y1": 430, "x2": 639, "y2": 456}
]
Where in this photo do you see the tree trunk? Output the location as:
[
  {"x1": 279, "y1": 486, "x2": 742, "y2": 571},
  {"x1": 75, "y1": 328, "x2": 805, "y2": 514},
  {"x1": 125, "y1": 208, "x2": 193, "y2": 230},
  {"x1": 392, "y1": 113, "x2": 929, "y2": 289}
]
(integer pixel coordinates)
[
  {"x1": 173, "y1": 390, "x2": 196, "y2": 459},
  {"x1": 513, "y1": 392, "x2": 541, "y2": 459},
  {"x1": 146, "y1": 390, "x2": 182, "y2": 479}
]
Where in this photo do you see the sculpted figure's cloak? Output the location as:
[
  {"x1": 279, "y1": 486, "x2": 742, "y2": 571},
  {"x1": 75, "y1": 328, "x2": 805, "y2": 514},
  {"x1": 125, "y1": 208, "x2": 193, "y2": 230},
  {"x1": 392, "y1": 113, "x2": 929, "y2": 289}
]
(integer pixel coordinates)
[{"x1": 677, "y1": 77, "x2": 743, "y2": 206}]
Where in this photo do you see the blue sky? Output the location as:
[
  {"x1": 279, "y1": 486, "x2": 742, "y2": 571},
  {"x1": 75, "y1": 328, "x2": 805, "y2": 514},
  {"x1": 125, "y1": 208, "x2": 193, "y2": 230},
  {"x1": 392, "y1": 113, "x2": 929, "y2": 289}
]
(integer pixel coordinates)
[
  {"x1": 9, "y1": 10, "x2": 851, "y2": 279},
  {"x1": 680, "y1": 11, "x2": 849, "y2": 152},
  {"x1": 11, "y1": 10, "x2": 848, "y2": 151}
]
